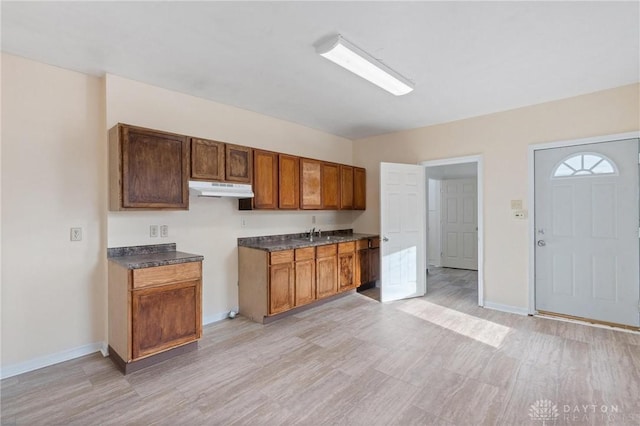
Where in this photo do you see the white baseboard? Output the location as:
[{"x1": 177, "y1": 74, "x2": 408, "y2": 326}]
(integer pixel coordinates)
[
  {"x1": 483, "y1": 301, "x2": 529, "y2": 316},
  {"x1": 1, "y1": 341, "x2": 108, "y2": 380},
  {"x1": 203, "y1": 307, "x2": 238, "y2": 326},
  {"x1": 2, "y1": 308, "x2": 240, "y2": 379}
]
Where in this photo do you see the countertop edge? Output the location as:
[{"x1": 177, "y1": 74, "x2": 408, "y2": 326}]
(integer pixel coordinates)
[
  {"x1": 239, "y1": 234, "x2": 379, "y2": 252},
  {"x1": 109, "y1": 253, "x2": 204, "y2": 270}
]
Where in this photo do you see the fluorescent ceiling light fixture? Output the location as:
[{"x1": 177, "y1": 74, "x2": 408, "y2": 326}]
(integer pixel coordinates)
[{"x1": 316, "y1": 35, "x2": 414, "y2": 96}]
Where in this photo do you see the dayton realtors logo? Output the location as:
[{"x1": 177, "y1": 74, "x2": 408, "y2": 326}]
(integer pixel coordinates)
[
  {"x1": 529, "y1": 400, "x2": 637, "y2": 424},
  {"x1": 529, "y1": 399, "x2": 559, "y2": 425}
]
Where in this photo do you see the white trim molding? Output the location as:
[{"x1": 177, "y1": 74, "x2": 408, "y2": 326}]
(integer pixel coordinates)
[
  {"x1": 483, "y1": 301, "x2": 529, "y2": 316},
  {"x1": 527, "y1": 131, "x2": 640, "y2": 316},
  {"x1": 1, "y1": 341, "x2": 108, "y2": 380},
  {"x1": 420, "y1": 154, "x2": 484, "y2": 307},
  {"x1": 2, "y1": 307, "x2": 239, "y2": 379},
  {"x1": 203, "y1": 308, "x2": 238, "y2": 326}
]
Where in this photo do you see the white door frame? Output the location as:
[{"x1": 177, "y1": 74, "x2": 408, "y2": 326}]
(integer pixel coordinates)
[
  {"x1": 420, "y1": 155, "x2": 484, "y2": 307},
  {"x1": 527, "y1": 131, "x2": 640, "y2": 315}
]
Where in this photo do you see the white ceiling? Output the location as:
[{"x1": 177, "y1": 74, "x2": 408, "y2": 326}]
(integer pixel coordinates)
[{"x1": 2, "y1": 1, "x2": 638, "y2": 140}]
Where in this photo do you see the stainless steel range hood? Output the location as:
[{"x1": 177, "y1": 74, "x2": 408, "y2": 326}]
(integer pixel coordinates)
[{"x1": 188, "y1": 181, "x2": 254, "y2": 198}]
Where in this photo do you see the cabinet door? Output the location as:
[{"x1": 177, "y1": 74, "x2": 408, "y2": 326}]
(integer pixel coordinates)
[
  {"x1": 300, "y1": 158, "x2": 322, "y2": 209},
  {"x1": 356, "y1": 249, "x2": 370, "y2": 286},
  {"x1": 190, "y1": 138, "x2": 225, "y2": 181},
  {"x1": 369, "y1": 247, "x2": 380, "y2": 282},
  {"x1": 316, "y1": 256, "x2": 337, "y2": 299},
  {"x1": 322, "y1": 162, "x2": 340, "y2": 210},
  {"x1": 354, "y1": 167, "x2": 367, "y2": 210},
  {"x1": 253, "y1": 149, "x2": 278, "y2": 209},
  {"x1": 338, "y1": 252, "x2": 356, "y2": 292},
  {"x1": 131, "y1": 280, "x2": 201, "y2": 360},
  {"x1": 279, "y1": 154, "x2": 300, "y2": 209},
  {"x1": 119, "y1": 125, "x2": 189, "y2": 209},
  {"x1": 225, "y1": 144, "x2": 252, "y2": 183},
  {"x1": 340, "y1": 165, "x2": 354, "y2": 210},
  {"x1": 295, "y1": 259, "x2": 316, "y2": 306},
  {"x1": 269, "y1": 262, "x2": 294, "y2": 315}
]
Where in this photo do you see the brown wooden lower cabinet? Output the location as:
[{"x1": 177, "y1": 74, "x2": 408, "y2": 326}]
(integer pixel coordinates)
[
  {"x1": 132, "y1": 280, "x2": 200, "y2": 359},
  {"x1": 369, "y1": 247, "x2": 380, "y2": 282},
  {"x1": 338, "y1": 242, "x2": 356, "y2": 292},
  {"x1": 108, "y1": 261, "x2": 202, "y2": 371},
  {"x1": 268, "y1": 250, "x2": 295, "y2": 315},
  {"x1": 294, "y1": 247, "x2": 316, "y2": 306},
  {"x1": 368, "y1": 237, "x2": 380, "y2": 282},
  {"x1": 316, "y1": 244, "x2": 338, "y2": 299},
  {"x1": 355, "y1": 237, "x2": 380, "y2": 287}
]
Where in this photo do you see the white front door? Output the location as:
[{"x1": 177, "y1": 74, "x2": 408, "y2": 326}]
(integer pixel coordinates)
[
  {"x1": 441, "y1": 178, "x2": 478, "y2": 270},
  {"x1": 534, "y1": 139, "x2": 639, "y2": 327},
  {"x1": 380, "y1": 162, "x2": 426, "y2": 303}
]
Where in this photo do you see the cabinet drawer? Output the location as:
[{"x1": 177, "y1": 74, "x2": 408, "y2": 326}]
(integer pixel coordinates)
[
  {"x1": 316, "y1": 244, "x2": 337, "y2": 258},
  {"x1": 270, "y1": 250, "x2": 294, "y2": 265},
  {"x1": 132, "y1": 262, "x2": 201, "y2": 289},
  {"x1": 369, "y1": 237, "x2": 380, "y2": 249},
  {"x1": 295, "y1": 247, "x2": 315, "y2": 261},
  {"x1": 338, "y1": 241, "x2": 355, "y2": 254},
  {"x1": 356, "y1": 239, "x2": 369, "y2": 251}
]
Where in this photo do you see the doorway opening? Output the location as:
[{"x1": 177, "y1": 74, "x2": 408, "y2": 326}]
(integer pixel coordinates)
[{"x1": 421, "y1": 155, "x2": 484, "y2": 307}]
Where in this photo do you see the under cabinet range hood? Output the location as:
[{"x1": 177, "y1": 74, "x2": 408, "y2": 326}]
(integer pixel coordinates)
[{"x1": 188, "y1": 181, "x2": 254, "y2": 198}]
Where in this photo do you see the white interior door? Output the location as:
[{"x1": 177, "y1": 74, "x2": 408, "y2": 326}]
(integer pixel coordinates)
[
  {"x1": 380, "y1": 162, "x2": 426, "y2": 302},
  {"x1": 535, "y1": 139, "x2": 639, "y2": 327},
  {"x1": 441, "y1": 179, "x2": 478, "y2": 270},
  {"x1": 427, "y1": 179, "x2": 441, "y2": 267}
]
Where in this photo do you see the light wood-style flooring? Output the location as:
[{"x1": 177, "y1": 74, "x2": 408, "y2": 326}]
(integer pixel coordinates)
[{"x1": 3, "y1": 267, "x2": 640, "y2": 425}]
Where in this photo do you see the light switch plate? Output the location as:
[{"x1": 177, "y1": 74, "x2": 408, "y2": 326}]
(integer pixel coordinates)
[
  {"x1": 160, "y1": 225, "x2": 169, "y2": 238},
  {"x1": 510, "y1": 199, "x2": 523, "y2": 210},
  {"x1": 150, "y1": 225, "x2": 159, "y2": 238}
]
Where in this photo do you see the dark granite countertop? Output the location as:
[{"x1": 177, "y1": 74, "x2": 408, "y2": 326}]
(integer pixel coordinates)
[
  {"x1": 238, "y1": 230, "x2": 379, "y2": 252},
  {"x1": 107, "y1": 243, "x2": 204, "y2": 269}
]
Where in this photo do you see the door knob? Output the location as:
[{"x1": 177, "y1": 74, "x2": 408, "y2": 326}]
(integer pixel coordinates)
[
  {"x1": 383, "y1": 236, "x2": 389, "y2": 242},
  {"x1": 537, "y1": 240, "x2": 546, "y2": 247}
]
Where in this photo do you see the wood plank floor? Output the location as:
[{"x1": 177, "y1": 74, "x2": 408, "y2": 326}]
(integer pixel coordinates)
[{"x1": 3, "y1": 267, "x2": 640, "y2": 425}]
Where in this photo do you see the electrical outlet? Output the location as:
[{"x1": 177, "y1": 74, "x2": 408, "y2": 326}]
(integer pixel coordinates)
[
  {"x1": 513, "y1": 209, "x2": 528, "y2": 219},
  {"x1": 70, "y1": 227, "x2": 82, "y2": 242},
  {"x1": 510, "y1": 199, "x2": 523, "y2": 210},
  {"x1": 312, "y1": 215, "x2": 316, "y2": 224},
  {"x1": 240, "y1": 217, "x2": 247, "y2": 228},
  {"x1": 160, "y1": 225, "x2": 169, "y2": 238},
  {"x1": 150, "y1": 225, "x2": 159, "y2": 238}
]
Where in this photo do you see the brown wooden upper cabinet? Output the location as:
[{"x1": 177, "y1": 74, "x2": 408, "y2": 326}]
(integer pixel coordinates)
[
  {"x1": 340, "y1": 165, "x2": 354, "y2": 210},
  {"x1": 322, "y1": 162, "x2": 340, "y2": 210},
  {"x1": 225, "y1": 144, "x2": 252, "y2": 183},
  {"x1": 300, "y1": 158, "x2": 322, "y2": 210},
  {"x1": 190, "y1": 138, "x2": 225, "y2": 181},
  {"x1": 109, "y1": 123, "x2": 189, "y2": 211},
  {"x1": 252, "y1": 149, "x2": 279, "y2": 209},
  {"x1": 279, "y1": 154, "x2": 300, "y2": 209},
  {"x1": 353, "y1": 166, "x2": 366, "y2": 210}
]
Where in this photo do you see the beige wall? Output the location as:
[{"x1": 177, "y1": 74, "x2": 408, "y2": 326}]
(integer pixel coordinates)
[
  {"x1": 105, "y1": 74, "x2": 354, "y2": 323},
  {"x1": 1, "y1": 56, "x2": 353, "y2": 374},
  {"x1": 353, "y1": 83, "x2": 640, "y2": 309},
  {"x1": 3, "y1": 50, "x2": 637, "y2": 374},
  {"x1": 1, "y1": 54, "x2": 107, "y2": 368}
]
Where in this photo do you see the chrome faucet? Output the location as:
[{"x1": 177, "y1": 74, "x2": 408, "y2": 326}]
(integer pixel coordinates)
[
  {"x1": 317, "y1": 229, "x2": 322, "y2": 239},
  {"x1": 309, "y1": 227, "x2": 316, "y2": 241}
]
